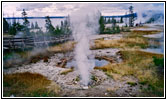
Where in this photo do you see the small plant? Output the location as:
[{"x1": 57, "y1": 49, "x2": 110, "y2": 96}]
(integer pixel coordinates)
[
  {"x1": 91, "y1": 75, "x2": 98, "y2": 82},
  {"x1": 153, "y1": 56, "x2": 164, "y2": 67},
  {"x1": 43, "y1": 56, "x2": 49, "y2": 62},
  {"x1": 127, "y1": 82, "x2": 137, "y2": 86},
  {"x1": 75, "y1": 76, "x2": 80, "y2": 81}
]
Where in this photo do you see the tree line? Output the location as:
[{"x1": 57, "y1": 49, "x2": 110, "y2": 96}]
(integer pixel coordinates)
[
  {"x1": 3, "y1": 9, "x2": 71, "y2": 36},
  {"x1": 3, "y1": 9, "x2": 131, "y2": 36}
]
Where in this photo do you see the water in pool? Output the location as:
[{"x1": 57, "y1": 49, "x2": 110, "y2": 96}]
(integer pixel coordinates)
[{"x1": 66, "y1": 59, "x2": 109, "y2": 68}]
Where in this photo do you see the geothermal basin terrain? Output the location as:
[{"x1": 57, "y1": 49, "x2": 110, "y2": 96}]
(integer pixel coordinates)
[{"x1": 3, "y1": 24, "x2": 164, "y2": 97}]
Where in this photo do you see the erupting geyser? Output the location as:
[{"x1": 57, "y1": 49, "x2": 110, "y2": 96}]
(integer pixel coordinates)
[{"x1": 70, "y1": 4, "x2": 100, "y2": 87}]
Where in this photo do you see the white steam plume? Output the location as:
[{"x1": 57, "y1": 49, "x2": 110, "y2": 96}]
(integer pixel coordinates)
[
  {"x1": 133, "y1": 3, "x2": 164, "y2": 24},
  {"x1": 70, "y1": 4, "x2": 100, "y2": 86}
]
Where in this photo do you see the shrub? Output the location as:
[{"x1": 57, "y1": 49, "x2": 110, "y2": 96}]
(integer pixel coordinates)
[{"x1": 153, "y1": 56, "x2": 164, "y2": 67}]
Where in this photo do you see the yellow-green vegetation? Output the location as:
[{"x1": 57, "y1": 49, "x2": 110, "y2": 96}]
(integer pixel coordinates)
[
  {"x1": 132, "y1": 30, "x2": 161, "y2": 35},
  {"x1": 91, "y1": 75, "x2": 98, "y2": 82},
  {"x1": 48, "y1": 41, "x2": 75, "y2": 53},
  {"x1": 92, "y1": 30, "x2": 161, "y2": 50},
  {"x1": 3, "y1": 72, "x2": 61, "y2": 97},
  {"x1": 127, "y1": 82, "x2": 137, "y2": 86},
  {"x1": 60, "y1": 68, "x2": 74, "y2": 75},
  {"x1": 93, "y1": 37, "x2": 148, "y2": 49},
  {"x1": 95, "y1": 50, "x2": 164, "y2": 96}
]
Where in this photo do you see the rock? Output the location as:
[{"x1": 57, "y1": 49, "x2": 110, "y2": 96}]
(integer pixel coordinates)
[
  {"x1": 10, "y1": 94, "x2": 14, "y2": 97},
  {"x1": 82, "y1": 86, "x2": 89, "y2": 90},
  {"x1": 74, "y1": 81, "x2": 78, "y2": 84}
]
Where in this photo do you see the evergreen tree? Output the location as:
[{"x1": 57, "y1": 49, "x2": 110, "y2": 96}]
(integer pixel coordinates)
[
  {"x1": 120, "y1": 17, "x2": 123, "y2": 23},
  {"x1": 9, "y1": 26, "x2": 17, "y2": 35},
  {"x1": 60, "y1": 21, "x2": 64, "y2": 34},
  {"x1": 9, "y1": 22, "x2": 24, "y2": 35},
  {"x1": 125, "y1": 24, "x2": 128, "y2": 27},
  {"x1": 22, "y1": 9, "x2": 30, "y2": 35},
  {"x1": 129, "y1": 5, "x2": 135, "y2": 27},
  {"x1": 63, "y1": 16, "x2": 71, "y2": 34},
  {"x1": 111, "y1": 17, "x2": 116, "y2": 28},
  {"x1": 45, "y1": 16, "x2": 55, "y2": 34},
  {"x1": 99, "y1": 16, "x2": 105, "y2": 34},
  {"x1": 15, "y1": 22, "x2": 24, "y2": 31},
  {"x1": 108, "y1": 18, "x2": 111, "y2": 23},
  {"x1": 116, "y1": 26, "x2": 120, "y2": 33},
  {"x1": 55, "y1": 25, "x2": 61, "y2": 35},
  {"x1": 104, "y1": 17, "x2": 107, "y2": 24},
  {"x1": 31, "y1": 22, "x2": 35, "y2": 29},
  {"x1": 35, "y1": 21, "x2": 39, "y2": 29},
  {"x1": 3, "y1": 18, "x2": 9, "y2": 33},
  {"x1": 61, "y1": 21, "x2": 64, "y2": 27}
]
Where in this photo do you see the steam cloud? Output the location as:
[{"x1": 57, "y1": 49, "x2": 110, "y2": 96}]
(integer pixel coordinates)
[
  {"x1": 70, "y1": 4, "x2": 100, "y2": 86},
  {"x1": 133, "y1": 3, "x2": 164, "y2": 24}
]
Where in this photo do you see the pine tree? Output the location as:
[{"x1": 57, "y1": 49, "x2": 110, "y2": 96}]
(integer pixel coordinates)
[
  {"x1": 22, "y1": 9, "x2": 30, "y2": 35},
  {"x1": 120, "y1": 17, "x2": 123, "y2": 23},
  {"x1": 111, "y1": 17, "x2": 116, "y2": 28},
  {"x1": 61, "y1": 21, "x2": 64, "y2": 27},
  {"x1": 9, "y1": 22, "x2": 24, "y2": 35},
  {"x1": 108, "y1": 18, "x2": 111, "y2": 23},
  {"x1": 104, "y1": 17, "x2": 107, "y2": 24},
  {"x1": 99, "y1": 16, "x2": 105, "y2": 34},
  {"x1": 129, "y1": 6, "x2": 135, "y2": 27},
  {"x1": 63, "y1": 16, "x2": 71, "y2": 34},
  {"x1": 35, "y1": 21, "x2": 39, "y2": 29},
  {"x1": 45, "y1": 16, "x2": 55, "y2": 34},
  {"x1": 3, "y1": 18, "x2": 9, "y2": 33},
  {"x1": 116, "y1": 26, "x2": 120, "y2": 33},
  {"x1": 9, "y1": 26, "x2": 17, "y2": 35},
  {"x1": 31, "y1": 23, "x2": 35, "y2": 29}
]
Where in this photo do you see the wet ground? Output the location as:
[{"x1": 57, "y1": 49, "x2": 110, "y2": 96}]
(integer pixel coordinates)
[{"x1": 142, "y1": 25, "x2": 164, "y2": 54}]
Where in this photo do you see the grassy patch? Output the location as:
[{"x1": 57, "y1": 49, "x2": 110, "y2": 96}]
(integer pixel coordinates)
[
  {"x1": 47, "y1": 41, "x2": 75, "y2": 53},
  {"x1": 60, "y1": 68, "x2": 74, "y2": 75},
  {"x1": 3, "y1": 72, "x2": 60, "y2": 97},
  {"x1": 92, "y1": 34, "x2": 148, "y2": 50},
  {"x1": 132, "y1": 30, "x2": 161, "y2": 35},
  {"x1": 95, "y1": 50, "x2": 164, "y2": 97},
  {"x1": 92, "y1": 30, "x2": 161, "y2": 50}
]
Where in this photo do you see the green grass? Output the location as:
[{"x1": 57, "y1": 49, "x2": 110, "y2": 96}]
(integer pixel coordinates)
[{"x1": 153, "y1": 56, "x2": 164, "y2": 67}]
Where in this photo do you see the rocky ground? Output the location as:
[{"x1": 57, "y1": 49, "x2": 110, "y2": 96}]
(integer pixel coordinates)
[
  {"x1": 4, "y1": 33, "x2": 144, "y2": 97},
  {"x1": 5, "y1": 24, "x2": 164, "y2": 97},
  {"x1": 4, "y1": 51, "x2": 141, "y2": 97}
]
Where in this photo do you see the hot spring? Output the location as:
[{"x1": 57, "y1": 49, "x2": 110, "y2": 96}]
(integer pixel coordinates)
[
  {"x1": 143, "y1": 31, "x2": 164, "y2": 54},
  {"x1": 66, "y1": 59, "x2": 109, "y2": 68}
]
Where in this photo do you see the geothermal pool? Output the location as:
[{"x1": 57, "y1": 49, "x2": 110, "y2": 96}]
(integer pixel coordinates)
[
  {"x1": 66, "y1": 59, "x2": 109, "y2": 68},
  {"x1": 143, "y1": 32, "x2": 164, "y2": 54}
]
